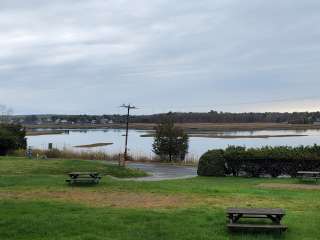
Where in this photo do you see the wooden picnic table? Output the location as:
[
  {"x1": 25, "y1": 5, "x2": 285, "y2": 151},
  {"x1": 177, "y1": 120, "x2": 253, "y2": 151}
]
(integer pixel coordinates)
[
  {"x1": 297, "y1": 171, "x2": 320, "y2": 183},
  {"x1": 227, "y1": 208, "x2": 287, "y2": 232},
  {"x1": 66, "y1": 172, "x2": 102, "y2": 184}
]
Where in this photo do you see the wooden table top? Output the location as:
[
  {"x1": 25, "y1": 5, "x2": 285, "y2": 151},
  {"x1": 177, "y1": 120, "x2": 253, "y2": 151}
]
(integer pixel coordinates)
[
  {"x1": 68, "y1": 172, "x2": 99, "y2": 175},
  {"x1": 297, "y1": 171, "x2": 320, "y2": 175},
  {"x1": 227, "y1": 208, "x2": 285, "y2": 215}
]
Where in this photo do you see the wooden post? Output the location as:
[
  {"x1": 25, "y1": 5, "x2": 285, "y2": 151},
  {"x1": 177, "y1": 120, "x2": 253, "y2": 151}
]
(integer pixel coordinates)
[{"x1": 120, "y1": 104, "x2": 137, "y2": 167}]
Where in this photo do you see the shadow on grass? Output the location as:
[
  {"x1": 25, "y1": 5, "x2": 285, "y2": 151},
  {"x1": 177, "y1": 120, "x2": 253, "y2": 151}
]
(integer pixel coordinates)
[
  {"x1": 66, "y1": 183, "x2": 100, "y2": 187},
  {"x1": 228, "y1": 231, "x2": 286, "y2": 240},
  {"x1": 227, "y1": 219, "x2": 287, "y2": 240}
]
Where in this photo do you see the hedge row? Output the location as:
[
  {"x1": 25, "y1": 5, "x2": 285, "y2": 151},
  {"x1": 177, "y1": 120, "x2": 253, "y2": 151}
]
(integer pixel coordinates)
[{"x1": 197, "y1": 145, "x2": 320, "y2": 177}]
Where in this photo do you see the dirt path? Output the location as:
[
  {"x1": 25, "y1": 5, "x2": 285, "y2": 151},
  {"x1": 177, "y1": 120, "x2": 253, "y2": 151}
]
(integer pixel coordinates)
[{"x1": 258, "y1": 183, "x2": 320, "y2": 190}]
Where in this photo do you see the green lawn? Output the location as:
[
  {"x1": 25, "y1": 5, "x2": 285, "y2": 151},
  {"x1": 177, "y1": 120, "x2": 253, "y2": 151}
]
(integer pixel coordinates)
[{"x1": 0, "y1": 157, "x2": 320, "y2": 240}]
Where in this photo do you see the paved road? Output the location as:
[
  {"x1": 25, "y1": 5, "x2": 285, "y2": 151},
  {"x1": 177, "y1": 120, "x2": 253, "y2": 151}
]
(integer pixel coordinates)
[{"x1": 126, "y1": 162, "x2": 197, "y2": 181}]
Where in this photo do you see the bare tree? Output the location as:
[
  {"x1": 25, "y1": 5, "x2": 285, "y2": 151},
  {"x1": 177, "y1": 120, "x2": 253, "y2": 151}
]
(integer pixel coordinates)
[{"x1": 0, "y1": 105, "x2": 14, "y2": 123}]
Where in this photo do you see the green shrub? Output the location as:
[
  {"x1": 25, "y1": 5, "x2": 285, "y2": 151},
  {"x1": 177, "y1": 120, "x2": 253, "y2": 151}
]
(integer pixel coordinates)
[
  {"x1": 198, "y1": 145, "x2": 320, "y2": 177},
  {"x1": 224, "y1": 146, "x2": 246, "y2": 176},
  {"x1": 197, "y1": 150, "x2": 226, "y2": 176},
  {"x1": 0, "y1": 124, "x2": 26, "y2": 155}
]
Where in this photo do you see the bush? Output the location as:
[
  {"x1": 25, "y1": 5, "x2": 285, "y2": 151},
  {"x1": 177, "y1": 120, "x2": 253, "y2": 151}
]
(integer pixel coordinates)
[
  {"x1": 197, "y1": 145, "x2": 320, "y2": 177},
  {"x1": 224, "y1": 146, "x2": 246, "y2": 176},
  {"x1": 0, "y1": 124, "x2": 26, "y2": 155},
  {"x1": 197, "y1": 150, "x2": 226, "y2": 176}
]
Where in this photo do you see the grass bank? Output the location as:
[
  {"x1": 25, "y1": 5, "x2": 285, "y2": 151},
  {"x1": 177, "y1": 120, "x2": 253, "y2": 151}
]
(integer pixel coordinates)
[
  {"x1": 0, "y1": 157, "x2": 147, "y2": 178},
  {"x1": 0, "y1": 157, "x2": 320, "y2": 239}
]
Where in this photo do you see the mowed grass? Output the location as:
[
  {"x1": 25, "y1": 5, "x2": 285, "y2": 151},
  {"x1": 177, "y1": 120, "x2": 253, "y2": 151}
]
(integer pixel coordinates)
[
  {"x1": 1, "y1": 157, "x2": 320, "y2": 240},
  {"x1": 0, "y1": 157, "x2": 147, "y2": 177}
]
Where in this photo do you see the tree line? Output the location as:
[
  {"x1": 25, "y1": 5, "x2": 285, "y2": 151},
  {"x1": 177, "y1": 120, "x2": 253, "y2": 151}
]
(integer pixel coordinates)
[
  {"x1": 130, "y1": 111, "x2": 320, "y2": 124},
  {"x1": 11, "y1": 111, "x2": 320, "y2": 125}
]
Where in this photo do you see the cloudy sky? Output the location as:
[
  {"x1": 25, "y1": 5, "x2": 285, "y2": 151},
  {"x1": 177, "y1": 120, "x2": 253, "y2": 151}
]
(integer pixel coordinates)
[{"x1": 0, "y1": 0, "x2": 320, "y2": 115}]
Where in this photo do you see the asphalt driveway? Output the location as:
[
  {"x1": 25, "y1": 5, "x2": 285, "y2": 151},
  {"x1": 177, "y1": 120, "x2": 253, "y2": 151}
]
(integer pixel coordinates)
[{"x1": 126, "y1": 162, "x2": 197, "y2": 181}]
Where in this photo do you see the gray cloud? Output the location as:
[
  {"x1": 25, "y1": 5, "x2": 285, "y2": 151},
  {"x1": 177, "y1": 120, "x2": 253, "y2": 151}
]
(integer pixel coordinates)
[{"x1": 0, "y1": 0, "x2": 319, "y2": 114}]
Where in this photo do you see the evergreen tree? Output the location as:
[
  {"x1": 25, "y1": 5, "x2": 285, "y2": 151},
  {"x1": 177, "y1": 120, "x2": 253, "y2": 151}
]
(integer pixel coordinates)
[{"x1": 152, "y1": 117, "x2": 189, "y2": 161}]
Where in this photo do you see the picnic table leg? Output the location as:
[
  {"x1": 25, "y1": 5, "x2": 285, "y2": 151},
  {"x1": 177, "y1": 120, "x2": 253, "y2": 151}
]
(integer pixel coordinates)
[
  {"x1": 228, "y1": 214, "x2": 235, "y2": 224},
  {"x1": 267, "y1": 215, "x2": 282, "y2": 224},
  {"x1": 229, "y1": 213, "x2": 243, "y2": 223}
]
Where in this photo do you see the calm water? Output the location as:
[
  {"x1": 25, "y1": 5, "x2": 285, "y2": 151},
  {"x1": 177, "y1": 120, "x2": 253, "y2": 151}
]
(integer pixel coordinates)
[{"x1": 27, "y1": 129, "x2": 320, "y2": 159}]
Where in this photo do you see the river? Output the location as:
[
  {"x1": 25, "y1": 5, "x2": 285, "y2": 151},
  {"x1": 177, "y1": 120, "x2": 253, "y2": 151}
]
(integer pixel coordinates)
[{"x1": 27, "y1": 129, "x2": 320, "y2": 159}]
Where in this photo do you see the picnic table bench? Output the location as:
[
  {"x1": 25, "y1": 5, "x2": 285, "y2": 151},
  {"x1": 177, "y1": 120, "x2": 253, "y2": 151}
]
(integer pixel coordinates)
[
  {"x1": 297, "y1": 171, "x2": 320, "y2": 183},
  {"x1": 227, "y1": 208, "x2": 287, "y2": 232},
  {"x1": 66, "y1": 172, "x2": 102, "y2": 185}
]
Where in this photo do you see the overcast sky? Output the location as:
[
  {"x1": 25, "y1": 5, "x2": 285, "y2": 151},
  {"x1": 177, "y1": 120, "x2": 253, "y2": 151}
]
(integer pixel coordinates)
[{"x1": 0, "y1": 0, "x2": 320, "y2": 115}]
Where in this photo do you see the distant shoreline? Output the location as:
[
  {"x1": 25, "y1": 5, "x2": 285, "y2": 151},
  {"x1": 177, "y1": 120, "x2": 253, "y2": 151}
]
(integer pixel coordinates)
[
  {"x1": 74, "y1": 143, "x2": 113, "y2": 148},
  {"x1": 140, "y1": 133, "x2": 308, "y2": 139},
  {"x1": 26, "y1": 130, "x2": 65, "y2": 136},
  {"x1": 184, "y1": 134, "x2": 308, "y2": 139},
  {"x1": 24, "y1": 122, "x2": 320, "y2": 132}
]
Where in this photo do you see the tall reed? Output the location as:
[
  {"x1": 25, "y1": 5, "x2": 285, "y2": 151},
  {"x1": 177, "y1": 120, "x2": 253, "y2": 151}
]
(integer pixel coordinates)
[{"x1": 11, "y1": 148, "x2": 199, "y2": 165}]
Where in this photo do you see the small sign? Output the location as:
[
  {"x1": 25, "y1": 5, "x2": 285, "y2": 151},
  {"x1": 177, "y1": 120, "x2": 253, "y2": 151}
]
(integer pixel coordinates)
[{"x1": 48, "y1": 143, "x2": 53, "y2": 150}]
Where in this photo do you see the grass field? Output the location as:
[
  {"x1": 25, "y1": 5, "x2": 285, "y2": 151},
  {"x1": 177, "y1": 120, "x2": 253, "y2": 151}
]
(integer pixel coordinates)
[{"x1": 1, "y1": 157, "x2": 320, "y2": 240}]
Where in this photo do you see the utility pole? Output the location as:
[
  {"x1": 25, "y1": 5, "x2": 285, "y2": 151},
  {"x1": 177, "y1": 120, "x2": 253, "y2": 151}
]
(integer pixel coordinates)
[{"x1": 120, "y1": 104, "x2": 137, "y2": 166}]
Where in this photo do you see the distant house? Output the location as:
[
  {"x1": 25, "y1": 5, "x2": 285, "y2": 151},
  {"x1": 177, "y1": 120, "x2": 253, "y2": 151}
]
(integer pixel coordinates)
[
  {"x1": 313, "y1": 121, "x2": 320, "y2": 125},
  {"x1": 46, "y1": 118, "x2": 52, "y2": 123},
  {"x1": 100, "y1": 118, "x2": 110, "y2": 124},
  {"x1": 60, "y1": 120, "x2": 68, "y2": 124}
]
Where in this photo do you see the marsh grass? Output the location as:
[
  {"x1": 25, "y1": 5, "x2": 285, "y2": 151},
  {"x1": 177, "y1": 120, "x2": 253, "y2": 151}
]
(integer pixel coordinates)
[
  {"x1": 13, "y1": 148, "x2": 118, "y2": 161},
  {"x1": 12, "y1": 148, "x2": 199, "y2": 166}
]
